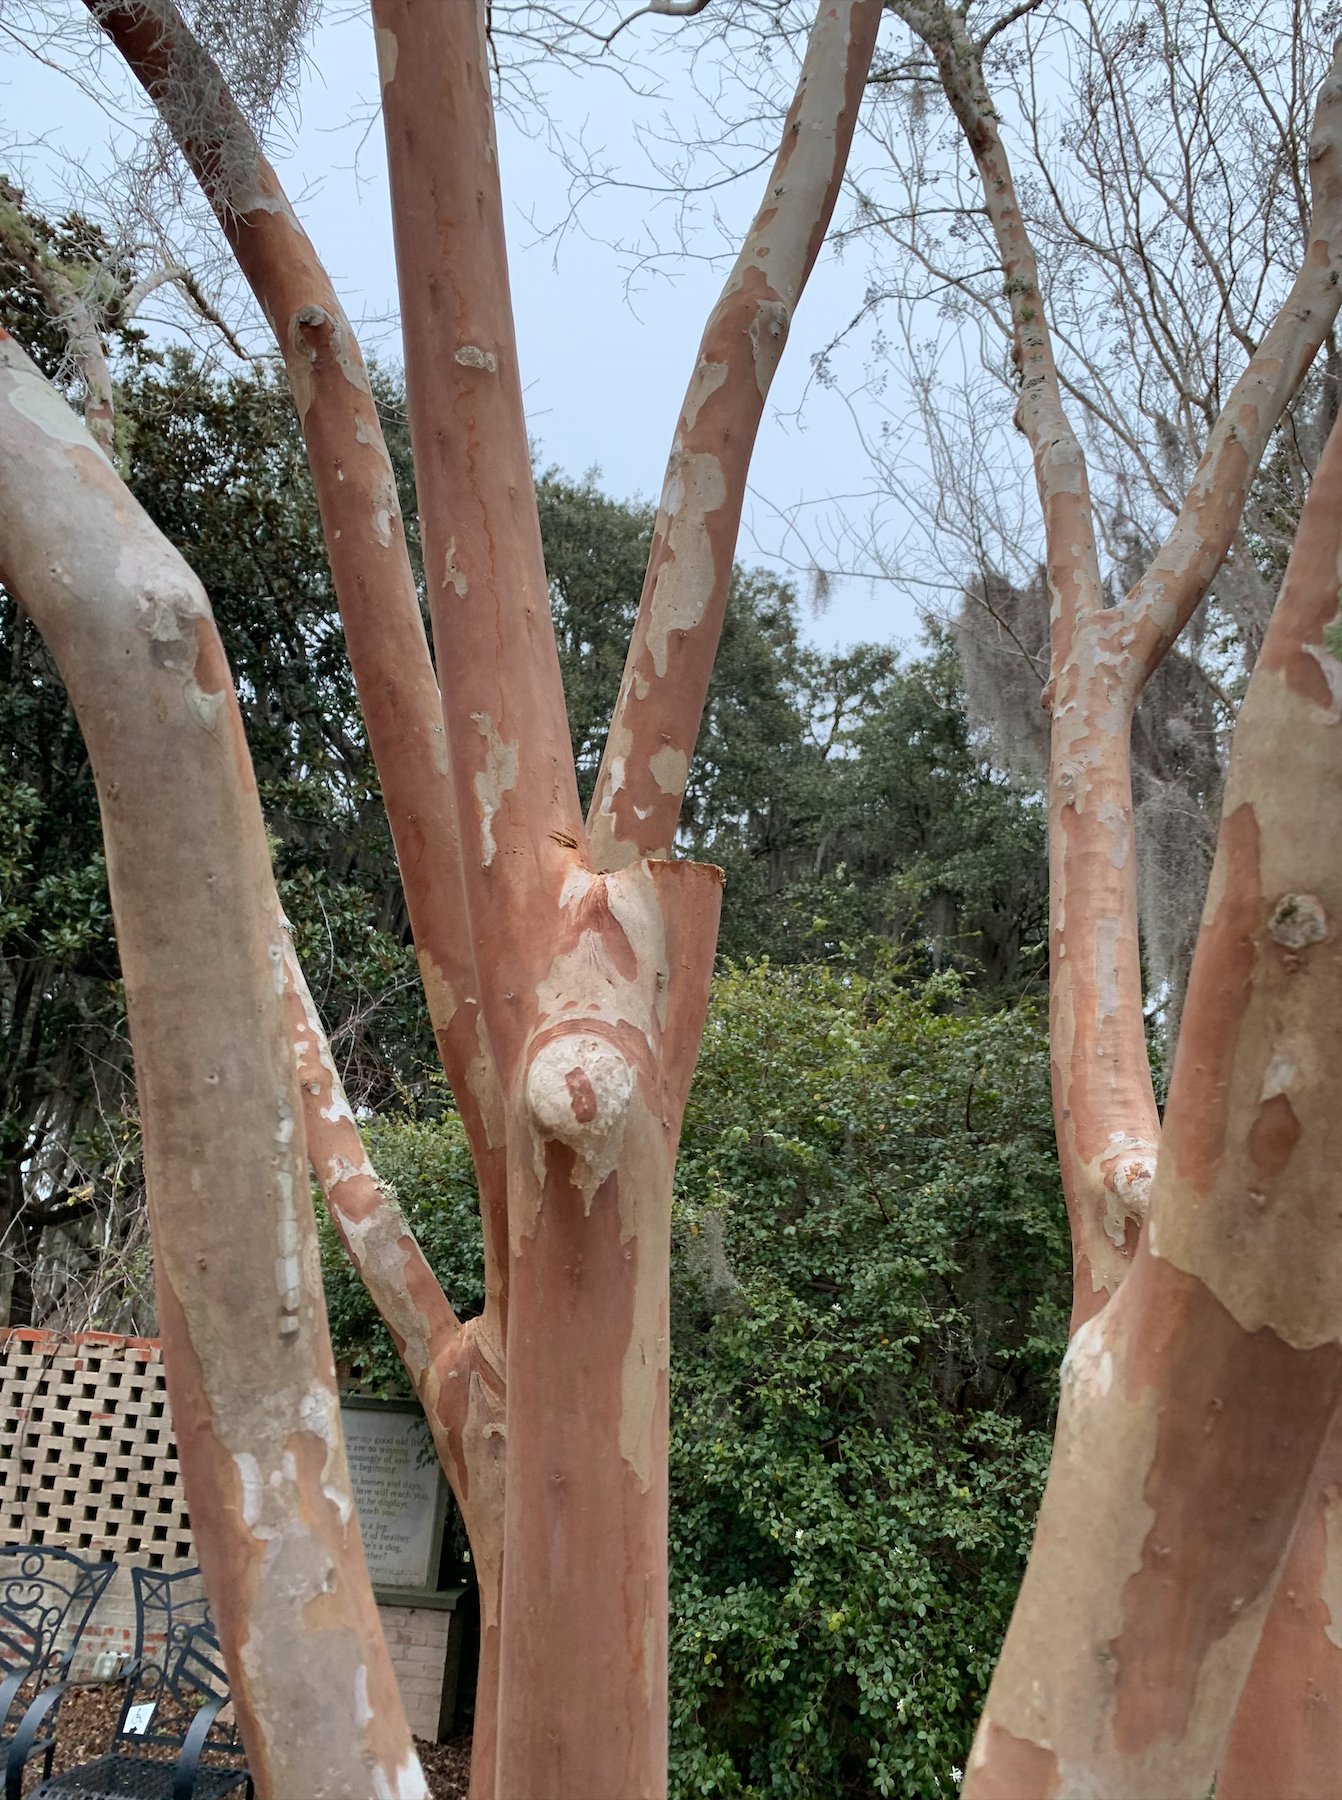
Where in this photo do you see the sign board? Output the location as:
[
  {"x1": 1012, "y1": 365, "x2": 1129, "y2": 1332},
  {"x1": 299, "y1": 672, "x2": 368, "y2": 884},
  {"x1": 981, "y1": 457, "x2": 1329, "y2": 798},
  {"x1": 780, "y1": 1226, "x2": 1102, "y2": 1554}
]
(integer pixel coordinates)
[{"x1": 341, "y1": 1397, "x2": 448, "y2": 1600}]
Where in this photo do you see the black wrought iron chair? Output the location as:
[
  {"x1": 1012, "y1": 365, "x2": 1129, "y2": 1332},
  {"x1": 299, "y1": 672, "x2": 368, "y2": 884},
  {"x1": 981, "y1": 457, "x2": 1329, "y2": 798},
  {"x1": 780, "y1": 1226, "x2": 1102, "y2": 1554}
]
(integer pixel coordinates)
[
  {"x1": 0, "y1": 1547, "x2": 114, "y2": 1763},
  {"x1": 7, "y1": 1566, "x2": 252, "y2": 1800}
]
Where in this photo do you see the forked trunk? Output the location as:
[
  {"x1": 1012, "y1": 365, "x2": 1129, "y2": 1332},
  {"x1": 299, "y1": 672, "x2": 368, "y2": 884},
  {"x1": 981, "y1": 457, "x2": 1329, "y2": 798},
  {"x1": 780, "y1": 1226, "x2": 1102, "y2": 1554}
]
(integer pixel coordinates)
[
  {"x1": 891, "y1": 4, "x2": 1342, "y2": 1331},
  {"x1": 374, "y1": 21, "x2": 728, "y2": 1791},
  {"x1": 0, "y1": 329, "x2": 422, "y2": 1800},
  {"x1": 964, "y1": 404, "x2": 1342, "y2": 1797},
  {"x1": 90, "y1": 0, "x2": 882, "y2": 1788},
  {"x1": 373, "y1": 3, "x2": 878, "y2": 1786},
  {"x1": 86, "y1": 8, "x2": 514, "y2": 1783},
  {"x1": 890, "y1": 13, "x2": 1342, "y2": 1783}
]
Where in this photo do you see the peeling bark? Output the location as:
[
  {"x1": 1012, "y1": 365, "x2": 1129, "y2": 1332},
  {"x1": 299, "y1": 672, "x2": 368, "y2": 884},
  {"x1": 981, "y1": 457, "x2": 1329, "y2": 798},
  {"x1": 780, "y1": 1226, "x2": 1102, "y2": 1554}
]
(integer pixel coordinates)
[
  {"x1": 87, "y1": 8, "x2": 515, "y2": 1780},
  {"x1": 498, "y1": 858, "x2": 722, "y2": 1798},
  {"x1": 374, "y1": 13, "x2": 733, "y2": 1790},
  {"x1": 586, "y1": 0, "x2": 884, "y2": 872},
  {"x1": 82, "y1": 2, "x2": 508, "y2": 1322},
  {"x1": 898, "y1": 14, "x2": 1342, "y2": 1780},
  {"x1": 374, "y1": 0, "x2": 588, "y2": 1042},
  {"x1": 1217, "y1": 1425, "x2": 1342, "y2": 1799},
  {"x1": 278, "y1": 913, "x2": 507, "y2": 1794},
  {"x1": 895, "y1": 5, "x2": 1342, "y2": 1331},
  {"x1": 964, "y1": 398, "x2": 1342, "y2": 1798},
  {"x1": 0, "y1": 329, "x2": 423, "y2": 1800},
  {"x1": 90, "y1": 1, "x2": 875, "y2": 1787}
]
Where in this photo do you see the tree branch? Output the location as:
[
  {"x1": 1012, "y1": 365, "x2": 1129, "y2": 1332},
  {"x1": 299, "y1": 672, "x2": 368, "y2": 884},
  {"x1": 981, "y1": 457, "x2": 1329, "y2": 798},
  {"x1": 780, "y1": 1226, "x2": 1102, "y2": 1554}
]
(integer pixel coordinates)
[
  {"x1": 374, "y1": 0, "x2": 591, "y2": 1082},
  {"x1": 0, "y1": 183, "x2": 116, "y2": 455},
  {"x1": 1121, "y1": 40, "x2": 1342, "y2": 677},
  {"x1": 0, "y1": 324, "x2": 420, "y2": 1797},
  {"x1": 87, "y1": 0, "x2": 512, "y2": 1350},
  {"x1": 278, "y1": 913, "x2": 465, "y2": 1404},
  {"x1": 586, "y1": 0, "x2": 885, "y2": 871}
]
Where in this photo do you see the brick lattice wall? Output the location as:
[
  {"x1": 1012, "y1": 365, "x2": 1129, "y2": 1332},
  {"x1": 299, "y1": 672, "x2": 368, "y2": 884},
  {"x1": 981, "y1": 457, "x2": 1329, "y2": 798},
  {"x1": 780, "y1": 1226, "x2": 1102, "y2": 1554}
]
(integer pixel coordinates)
[
  {"x1": 1, "y1": 1329, "x2": 190, "y2": 1566},
  {"x1": 0, "y1": 1328, "x2": 460, "y2": 1736}
]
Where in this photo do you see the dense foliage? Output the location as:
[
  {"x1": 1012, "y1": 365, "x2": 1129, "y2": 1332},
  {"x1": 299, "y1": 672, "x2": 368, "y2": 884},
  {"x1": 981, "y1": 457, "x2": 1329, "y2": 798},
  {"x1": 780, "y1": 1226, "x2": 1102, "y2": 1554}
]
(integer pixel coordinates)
[{"x1": 322, "y1": 960, "x2": 1069, "y2": 1798}]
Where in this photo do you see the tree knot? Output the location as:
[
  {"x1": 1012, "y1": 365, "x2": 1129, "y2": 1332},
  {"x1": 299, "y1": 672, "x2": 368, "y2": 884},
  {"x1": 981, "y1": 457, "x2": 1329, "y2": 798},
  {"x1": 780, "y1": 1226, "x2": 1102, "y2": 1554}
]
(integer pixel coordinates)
[{"x1": 525, "y1": 1032, "x2": 635, "y2": 1211}]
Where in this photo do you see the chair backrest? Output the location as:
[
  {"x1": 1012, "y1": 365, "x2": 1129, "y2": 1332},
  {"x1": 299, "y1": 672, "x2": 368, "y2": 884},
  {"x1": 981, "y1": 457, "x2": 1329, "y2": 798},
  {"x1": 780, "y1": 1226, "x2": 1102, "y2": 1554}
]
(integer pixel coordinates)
[
  {"x1": 0, "y1": 1546, "x2": 114, "y2": 1725},
  {"x1": 112, "y1": 1567, "x2": 245, "y2": 1768}
]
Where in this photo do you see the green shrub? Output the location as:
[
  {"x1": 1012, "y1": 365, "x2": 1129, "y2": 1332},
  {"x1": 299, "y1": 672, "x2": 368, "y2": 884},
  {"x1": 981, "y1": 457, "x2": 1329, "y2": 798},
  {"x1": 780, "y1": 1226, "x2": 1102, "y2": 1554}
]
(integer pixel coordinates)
[
  {"x1": 320, "y1": 959, "x2": 1069, "y2": 1798},
  {"x1": 666, "y1": 961, "x2": 1066, "y2": 1798}
]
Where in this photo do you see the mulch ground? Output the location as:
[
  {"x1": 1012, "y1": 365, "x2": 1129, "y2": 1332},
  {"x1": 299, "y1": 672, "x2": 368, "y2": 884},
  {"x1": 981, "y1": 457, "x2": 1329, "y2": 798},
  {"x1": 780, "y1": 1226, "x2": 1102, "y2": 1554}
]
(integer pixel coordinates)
[
  {"x1": 412, "y1": 1730, "x2": 473, "y2": 1798},
  {"x1": 34, "y1": 1682, "x2": 473, "y2": 1798}
]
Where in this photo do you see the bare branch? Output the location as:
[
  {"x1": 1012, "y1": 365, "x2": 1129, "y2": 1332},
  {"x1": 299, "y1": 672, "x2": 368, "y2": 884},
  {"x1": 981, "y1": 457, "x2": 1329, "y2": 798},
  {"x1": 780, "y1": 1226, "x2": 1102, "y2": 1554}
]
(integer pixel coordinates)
[{"x1": 1122, "y1": 41, "x2": 1342, "y2": 671}]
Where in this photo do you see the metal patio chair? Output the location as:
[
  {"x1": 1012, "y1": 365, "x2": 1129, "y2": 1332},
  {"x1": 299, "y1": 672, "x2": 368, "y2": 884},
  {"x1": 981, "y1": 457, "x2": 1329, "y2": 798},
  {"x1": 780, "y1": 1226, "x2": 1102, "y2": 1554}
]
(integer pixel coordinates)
[
  {"x1": 7, "y1": 1566, "x2": 252, "y2": 1800},
  {"x1": 0, "y1": 1547, "x2": 114, "y2": 1765}
]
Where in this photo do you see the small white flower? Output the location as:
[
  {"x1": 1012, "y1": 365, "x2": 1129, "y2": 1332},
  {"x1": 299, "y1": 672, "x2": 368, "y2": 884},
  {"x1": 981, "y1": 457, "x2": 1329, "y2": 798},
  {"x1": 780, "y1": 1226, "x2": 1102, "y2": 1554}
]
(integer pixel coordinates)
[{"x1": 951, "y1": 1768, "x2": 963, "y2": 1787}]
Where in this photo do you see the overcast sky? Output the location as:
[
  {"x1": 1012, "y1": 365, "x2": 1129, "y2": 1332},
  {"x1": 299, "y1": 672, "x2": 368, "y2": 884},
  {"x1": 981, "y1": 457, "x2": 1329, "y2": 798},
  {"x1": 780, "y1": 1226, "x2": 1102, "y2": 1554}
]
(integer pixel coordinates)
[{"x1": 2, "y1": 3, "x2": 925, "y2": 652}]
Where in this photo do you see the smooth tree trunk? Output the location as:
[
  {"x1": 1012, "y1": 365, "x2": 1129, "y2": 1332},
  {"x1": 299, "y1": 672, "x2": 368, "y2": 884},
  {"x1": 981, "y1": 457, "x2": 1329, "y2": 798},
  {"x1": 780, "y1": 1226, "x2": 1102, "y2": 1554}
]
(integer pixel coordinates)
[
  {"x1": 1217, "y1": 1413, "x2": 1342, "y2": 1798},
  {"x1": 86, "y1": 9, "x2": 514, "y2": 1785},
  {"x1": 0, "y1": 328, "x2": 423, "y2": 1800},
  {"x1": 82, "y1": 0, "x2": 511, "y2": 1340},
  {"x1": 90, "y1": 0, "x2": 884, "y2": 1789},
  {"x1": 892, "y1": 1, "x2": 1342, "y2": 1330},
  {"x1": 964, "y1": 398, "x2": 1342, "y2": 1797},
  {"x1": 894, "y1": 11, "x2": 1342, "y2": 1788},
  {"x1": 374, "y1": 10, "x2": 720, "y2": 1789},
  {"x1": 69, "y1": 0, "x2": 1342, "y2": 1788},
  {"x1": 372, "y1": 5, "x2": 881, "y2": 1790}
]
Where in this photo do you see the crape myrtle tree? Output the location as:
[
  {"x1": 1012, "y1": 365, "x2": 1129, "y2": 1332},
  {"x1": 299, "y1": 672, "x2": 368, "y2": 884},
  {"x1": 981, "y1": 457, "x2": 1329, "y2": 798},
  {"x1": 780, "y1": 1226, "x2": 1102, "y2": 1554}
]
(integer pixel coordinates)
[
  {"x1": 0, "y1": 285, "x2": 1044, "y2": 1342},
  {"x1": 0, "y1": 0, "x2": 888, "y2": 1795},
  {"x1": 12, "y1": 3, "x2": 1342, "y2": 1797},
  {"x1": 834, "y1": 0, "x2": 1342, "y2": 1059},
  {"x1": 0, "y1": 322, "x2": 425, "y2": 1793},
  {"x1": 871, "y1": 3, "x2": 1342, "y2": 1793}
]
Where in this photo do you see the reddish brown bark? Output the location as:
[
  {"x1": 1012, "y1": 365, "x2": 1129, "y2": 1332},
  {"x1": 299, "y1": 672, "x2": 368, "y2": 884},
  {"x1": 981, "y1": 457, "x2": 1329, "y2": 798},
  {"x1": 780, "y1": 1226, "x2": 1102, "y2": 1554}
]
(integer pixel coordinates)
[
  {"x1": 0, "y1": 328, "x2": 422, "y2": 1799},
  {"x1": 965, "y1": 393, "x2": 1342, "y2": 1796},
  {"x1": 372, "y1": 5, "x2": 873, "y2": 1787},
  {"x1": 586, "y1": 0, "x2": 885, "y2": 872},
  {"x1": 84, "y1": 0, "x2": 511, "y2": 1331},
  {"x1": 88, "y1": 2, "x2": 880, "y2": 1788},
  {"x1": 895, "y1": 7, "x2": 1342, "y2": 1331},
  {"x1": 900, "y1": 17, "x2": 1342, "y2": 1778},
  {"x1": 1218, "y1": 1424, "x2": 1342, "y2": 1799},
  {"x1": 372, "y1": 0, "x2": 587, "y2": 1045},
  {"x1": 86, "y1": 10, "x2": 514, "y2": 1781},
  {"x1": 896, "y1": 15, "x2": 1342, "y2": 1780},
  {"x1": 373, "y1": 4, "x2": 726, "y2": 1774}
]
